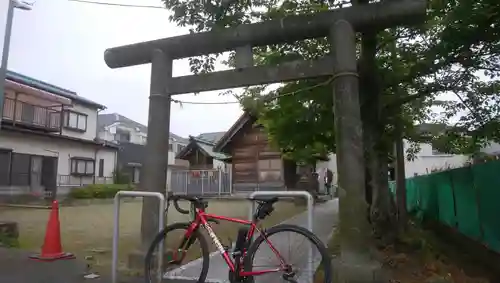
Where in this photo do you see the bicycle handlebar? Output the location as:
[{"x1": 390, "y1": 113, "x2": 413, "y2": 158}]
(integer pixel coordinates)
[
  {"x1": 172, "y1": 196, "x2": 190, "y2": 214},
  {"x1": 167, "y1": 195, "x2": 221, "y2": 224}
]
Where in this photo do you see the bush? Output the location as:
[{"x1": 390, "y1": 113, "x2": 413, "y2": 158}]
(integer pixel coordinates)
[
  {"x1": 69, "y1": 184, "x2": 134, "y2": 199},
  {"x1": 0, "y1": 232, "x2": 19, "y2": 248}
]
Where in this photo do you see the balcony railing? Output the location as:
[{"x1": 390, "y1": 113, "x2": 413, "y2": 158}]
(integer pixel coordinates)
[{"x1": 2, "y1": 97, "x2": 61, "y2": 132}]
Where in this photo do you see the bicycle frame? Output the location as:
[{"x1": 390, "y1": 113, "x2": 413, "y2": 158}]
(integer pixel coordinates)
[{"x1": 181, "y1": 208, "x2": 287, "y2": 277}]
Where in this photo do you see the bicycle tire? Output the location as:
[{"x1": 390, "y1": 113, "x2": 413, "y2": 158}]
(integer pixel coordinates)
[
  {"x1": 144, "y1": 222, "x2": 210, "y2": 283},
  {"x1": 243, "y1": 224, "x2": 332, "y2": 283}
]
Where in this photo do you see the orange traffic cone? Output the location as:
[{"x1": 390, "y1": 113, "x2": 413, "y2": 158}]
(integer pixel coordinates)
[{"x1": 29, "y1": 200, "x2": 75, "y2": 261}]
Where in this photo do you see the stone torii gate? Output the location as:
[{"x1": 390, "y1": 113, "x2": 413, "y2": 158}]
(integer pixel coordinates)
[{"x1": 104, "y1": 0, "x2": 425, "y2": 281}]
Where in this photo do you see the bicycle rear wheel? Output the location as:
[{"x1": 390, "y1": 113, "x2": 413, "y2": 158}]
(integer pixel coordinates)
[
  {"x1": 244, "y1": 224, "x2": 332, "y2": 283},
  {"x1": 144, "y1": 222, "x2": 210, "y2": 283}
]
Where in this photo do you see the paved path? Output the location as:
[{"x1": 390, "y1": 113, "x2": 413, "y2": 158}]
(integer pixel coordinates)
[
  {"x1": 0, "y1": 247, "x2": 194, "y2": 283},
  {"x1": 0, "y1": 200, "x2": 337, "y2": 283},
  {"x1": 164, "y1": 199, "x2": 339, "y2": 283},
  {"x1": 0, "y1": 247, "x2": 88, "y2": 283}
]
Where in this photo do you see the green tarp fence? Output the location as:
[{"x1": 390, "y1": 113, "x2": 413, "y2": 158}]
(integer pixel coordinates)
[{"x1": 389, "y1": 160, "x2": 500, "y2": 253}]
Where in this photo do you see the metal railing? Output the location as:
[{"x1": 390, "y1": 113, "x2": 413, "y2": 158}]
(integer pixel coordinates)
[
  {"x1": 112, "y1": 191, "x2": 165, "y2": 283},
  {"x1": 170, "y1": 169, "x2": 231, "y2": 196},
  {"x1": 57, "y1": 175, "x2": 114, "y2": 187},
  {"x1": 2, "y1": 97, "x2": 61, "y2": 131},
  {"x1": 0, "y1": 174, "x2": 113, "y2": 189}
]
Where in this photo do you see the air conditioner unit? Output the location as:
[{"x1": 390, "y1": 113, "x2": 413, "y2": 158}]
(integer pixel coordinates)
[{"x1": 109, "y1": 127, "x2": 116, "y2": 134}]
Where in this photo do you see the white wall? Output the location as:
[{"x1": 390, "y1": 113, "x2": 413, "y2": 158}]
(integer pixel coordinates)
[
  {"x1": 316, "y1": 154, "x2": 338, "y2": 184},
  {"x1": 61, "y1": 103, "x2": 99, "y2": 141},
  {"x1": 0, "y1": 131, "x2": 117, "y2": 178},
  {"x1": 481, "y1": 142, "x2": 500, "y2": 155},
  {"x1": 98, "y1": 130, "x2": 114, "y2": 142},
  {"x1": 316, "y1": 140, "x2": 469, "y2": 183},
  {"x1": 403, "y1": 141, "x2": 468, "y2": 177},
  {"x1": 99, "y1": 123, "x2": 147, "y2": 145},
  {"x1": 99, "y1": 123, "x2": 188, "y2": 166},
  {"x1": 213, "y1": 159, "x2": 230, "y2": 171}
]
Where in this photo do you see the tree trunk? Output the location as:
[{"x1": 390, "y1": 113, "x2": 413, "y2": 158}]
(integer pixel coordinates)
[
  {"x1": 395, "y1": 133, "x2": 407, "y2": 231},
  {"x1": 390, "y1": 37, "x2": 408, "y2": 231},
  {"x1": 358, "y1": 24, "x2": 397, "y2": 242},
  {"x1": 370, "y1": 144, "x2": 397, "y2": 243}
]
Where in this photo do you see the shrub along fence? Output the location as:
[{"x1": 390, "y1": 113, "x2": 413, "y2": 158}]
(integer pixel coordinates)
[
  {"x1": 68, "y1": 184, "x2": 134, "y2": 199},
  {"x1": 390, "y1": 160, "x2": 500, "y2": 254}
]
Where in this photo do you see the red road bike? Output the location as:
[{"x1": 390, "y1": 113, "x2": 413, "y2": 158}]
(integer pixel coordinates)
[{"x1": 145, "y1": 195, "x2": 332, "y2": 283}]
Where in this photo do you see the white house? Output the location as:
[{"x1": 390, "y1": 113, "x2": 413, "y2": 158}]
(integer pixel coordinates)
[
  {"x1": 316, "y1": 139, "x2": 469, "y2": 187},
  {"x1": 97, "y1": 113, "x2": 189, "y2": 185},
  {"x1": 480, "y1": 142, "x2": 500, "y2": 156},
  {"x1": 97, "y1": 113, "x2": 189, "y2": 152},
  {"x1": 97, "y1": 113, "x2": 149, "y2": 145},
  {"x1": 402, "y1": 141, "x2": 468, "y2": 177},
  {"x1": 0, "y1": 70, "x2": 118, "y2": 199}
]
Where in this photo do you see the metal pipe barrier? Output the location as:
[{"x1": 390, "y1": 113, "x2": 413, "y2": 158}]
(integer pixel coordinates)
[
  {"x1": 112, "y1": 191, "x2": 165, "y2": 283},
  {"x1": 248, "y1": 191, "x2": 314, "y2": 281}
]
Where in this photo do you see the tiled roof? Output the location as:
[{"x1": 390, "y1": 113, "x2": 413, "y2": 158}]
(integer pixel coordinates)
[
  {"x1": 195, "y1": 131, "x2": 226, "y2": 144},
  {"x1": 196, "y1": 139, "x2": 231, "y2": 160},
  {"x1": 177, "y1": 135, "x2": 230, "y2": 160}
]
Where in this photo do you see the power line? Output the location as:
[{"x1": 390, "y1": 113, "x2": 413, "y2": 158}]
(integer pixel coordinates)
[
  {"x1": 171, "y1": 99, "x2": 239, "y2": 105},
  {"x1": 171, "y1": 76, "x2": 335, "y2": 105},
  {"x1": 67, "y1": 0, "x2": 166, "y2": 9}
]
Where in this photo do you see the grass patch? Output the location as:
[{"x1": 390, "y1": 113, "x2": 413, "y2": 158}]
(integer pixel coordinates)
[
  {"x1": 0, "y1": 232, "x2": 19, "y2": 248},
  {"x1": 0, "y1": 199, "x2": 304, "y2": 275},
  {"x1": 318, "y1": 221, "x2": 492, "y2": 283}
]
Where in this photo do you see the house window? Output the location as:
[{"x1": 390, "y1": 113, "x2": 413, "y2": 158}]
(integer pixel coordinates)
[
  {"x1": 64, "y1": 111, "x2": 87, "y2": 131},
  {"x1": 168, "y1": 143, "x2": 173, "y2": 151},
  {"x1": 0, "y1": 149, "x2": 11, "y2": 186},
  {"x1": 115, "y1": 132, "x2": 131, "y2": 142},
  {"x1": 115, "y1": 128, "x2": 131, "y2": 142},
  {"x1": 70, "y1": 158, "x2": 95, "y2": 176},
  {"x1": 98, "y1": 159, "x2": 104, "y2": 177},
  {"x1": 10, "y1": 153, "x2": 30, "y2": 186}
]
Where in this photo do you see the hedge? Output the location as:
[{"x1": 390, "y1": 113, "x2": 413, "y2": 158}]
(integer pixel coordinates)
[{"x1": 69, "y1": 184, "x2": 134, "y2": 199}]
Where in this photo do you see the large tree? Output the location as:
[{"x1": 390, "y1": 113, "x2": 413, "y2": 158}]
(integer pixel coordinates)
[{"x1": 162, "y1": 0, "x2": 500, "y2": 236}]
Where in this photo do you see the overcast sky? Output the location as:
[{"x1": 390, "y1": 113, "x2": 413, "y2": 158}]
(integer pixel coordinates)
[{"x1": 7, "y1": 0, "x2": 243, "y2": 138}]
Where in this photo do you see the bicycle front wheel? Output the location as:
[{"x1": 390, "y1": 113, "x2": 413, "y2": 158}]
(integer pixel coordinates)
[
  {"x1": 244, "y1": 224, "x2": 332, "y2": 283},
  {"x1": 144, "y1": 222, "x2": 210, "y2": 283}
]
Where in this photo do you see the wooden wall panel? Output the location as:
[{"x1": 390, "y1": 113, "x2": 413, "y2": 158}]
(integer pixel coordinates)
[
  {"x1": 229, "y1": 119, "x2": 285, "y2": 190},
  {"x1": 233, "y1": 146, "x2": 257, "y2": 159}
]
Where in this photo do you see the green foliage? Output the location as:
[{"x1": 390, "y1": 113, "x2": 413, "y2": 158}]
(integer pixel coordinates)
[
  {"x1": 69, "y1": 184, "x2": 134, "y2": 199},
  {"x1": 161, "y1": 0, "x2": 500, "y2": 159},
  {"x1": 0, "y1": 232, "x2": 19, "y2": 248}
]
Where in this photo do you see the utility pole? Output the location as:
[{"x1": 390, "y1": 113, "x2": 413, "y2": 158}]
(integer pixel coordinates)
[{"x1": 0, "y1": 0, "x2": 33, "y2": 127}]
